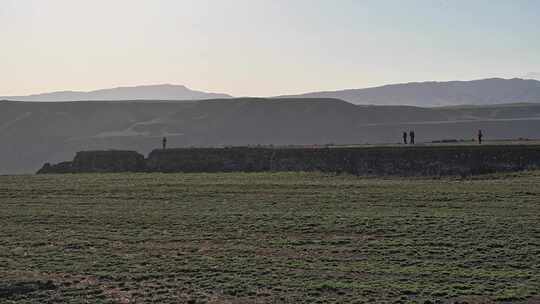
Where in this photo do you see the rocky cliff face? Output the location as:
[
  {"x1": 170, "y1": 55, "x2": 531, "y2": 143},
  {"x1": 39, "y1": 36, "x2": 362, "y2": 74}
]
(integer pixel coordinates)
[
  {"x1": 37, "y1": 150, "x2": 145, "y2": 174},
  {"x1": 38, "y1": 145, "x2": 540, "y2": 177},
  {"x1": 146, "y1": 145, "x2": 540, "y2": 176}
]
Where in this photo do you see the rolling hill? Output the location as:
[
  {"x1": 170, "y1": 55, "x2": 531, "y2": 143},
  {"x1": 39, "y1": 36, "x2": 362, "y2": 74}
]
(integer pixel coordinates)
[{"x1": 2, "y1": 98, "x2": 540, "y2": 174}]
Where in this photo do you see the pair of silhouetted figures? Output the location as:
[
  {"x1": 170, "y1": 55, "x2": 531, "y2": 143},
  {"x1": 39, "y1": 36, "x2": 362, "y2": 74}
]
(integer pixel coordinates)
[
  {"x1": 403, "y1": 131, "x2": 415, "y2": 145},
  {"x1": 164, "y1": 131, "x2": 483, "y2": 150}
]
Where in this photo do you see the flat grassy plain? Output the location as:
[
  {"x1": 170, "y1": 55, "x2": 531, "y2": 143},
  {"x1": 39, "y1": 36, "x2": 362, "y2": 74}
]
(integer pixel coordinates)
[{"x1": 0, "y1": 172, "x2": 539, "y2": 303}]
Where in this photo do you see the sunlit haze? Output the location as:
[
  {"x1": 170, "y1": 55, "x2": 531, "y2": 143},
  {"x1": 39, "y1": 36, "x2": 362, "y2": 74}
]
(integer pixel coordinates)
[{"x1": 2, "y1": 0, "x2": 540, "y2": 96}]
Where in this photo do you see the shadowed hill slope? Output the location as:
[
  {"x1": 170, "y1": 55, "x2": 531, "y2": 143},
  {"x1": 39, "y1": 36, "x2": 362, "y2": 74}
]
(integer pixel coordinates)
[{"x1": 2, "y1": 98, "x2": 540, "y2": 174}]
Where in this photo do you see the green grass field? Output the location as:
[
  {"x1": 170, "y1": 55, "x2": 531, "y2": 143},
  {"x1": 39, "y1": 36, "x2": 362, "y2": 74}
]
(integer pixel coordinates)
[{"x1": 1, "y1": 172, "x2": 539, "y2": 303}]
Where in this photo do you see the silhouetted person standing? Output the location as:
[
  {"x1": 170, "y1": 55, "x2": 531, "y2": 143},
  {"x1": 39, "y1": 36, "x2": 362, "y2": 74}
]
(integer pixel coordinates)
[
  {"x1": 409, "y1": 130, "x2": 415, "y2": 145},
  {"x1": 403, "y1": 132, "x2": 408, "y2": 144},
  {"x1": 478, "y1": 130, "x2": 483, "y2": 144},
  {"x1": 162, "y1": 137, "x2": 167, "y2": 150}
]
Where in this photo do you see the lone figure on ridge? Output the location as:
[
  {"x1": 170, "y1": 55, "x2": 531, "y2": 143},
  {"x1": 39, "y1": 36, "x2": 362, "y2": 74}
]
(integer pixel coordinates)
[
  {"x1": 478, "y1": 130, "x2": 483, "y2": 144},
  {"x1": 162, "y1": 137, "x2": 167, "y2": 150}
]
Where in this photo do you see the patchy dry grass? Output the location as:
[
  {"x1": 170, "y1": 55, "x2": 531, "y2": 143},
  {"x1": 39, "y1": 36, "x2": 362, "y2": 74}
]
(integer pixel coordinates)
[{"x1": 0, "y1": 172, "x2": 539, "y2": 303}]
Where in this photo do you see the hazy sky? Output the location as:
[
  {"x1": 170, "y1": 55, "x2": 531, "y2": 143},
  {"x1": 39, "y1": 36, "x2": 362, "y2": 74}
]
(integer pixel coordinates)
[{"x1": 2, "y1": 0, "x2": 540, "y2": 97}]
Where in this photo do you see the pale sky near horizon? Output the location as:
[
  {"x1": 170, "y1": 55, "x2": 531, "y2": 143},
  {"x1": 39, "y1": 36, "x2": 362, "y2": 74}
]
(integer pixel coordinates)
[{"x1": 2, "y1": 0, "x2": 540, "y2": 97}]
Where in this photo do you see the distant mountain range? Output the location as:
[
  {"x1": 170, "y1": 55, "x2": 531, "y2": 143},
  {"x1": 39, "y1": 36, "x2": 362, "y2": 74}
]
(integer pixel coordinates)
[
  {"x1": 278, "y1": 78, "x2": 540, "y2": 107},
  {"x1": 2, "y1": 98, "x2": 540, "y2": 174},
  {"x1": 0, "y1": 78, "x2": 540, "y2": 107},
  {"x1": 3, "y1": 78, "x2": 540, "y2": 106},
  {"x1": 0, "y1": 84, "x2": 232, "y2": 102}
]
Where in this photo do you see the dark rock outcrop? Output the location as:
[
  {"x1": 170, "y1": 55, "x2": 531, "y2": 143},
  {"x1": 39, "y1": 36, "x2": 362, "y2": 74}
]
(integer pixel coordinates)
[
  {"x1": 37, "y1": 150, "x2": 145, "y2": 174},
  {"x1": 37, "y1": 161, "x2": 74, "y2": 174},
  {"x1": 38, "y1": 145, "x2": 540, "y2": 176},
  {"x1": 145, "y1": 145, "x2": 540, "y2": 176}
]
